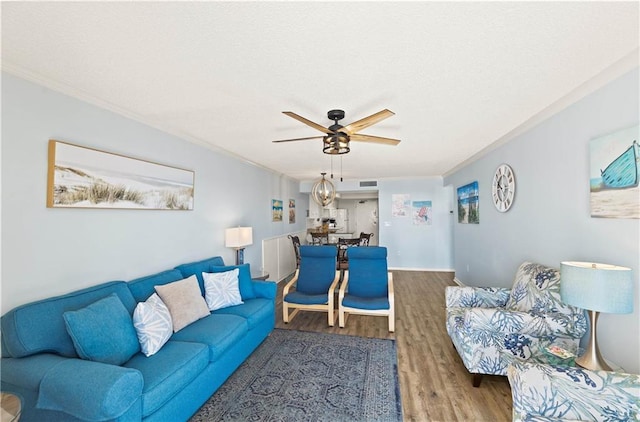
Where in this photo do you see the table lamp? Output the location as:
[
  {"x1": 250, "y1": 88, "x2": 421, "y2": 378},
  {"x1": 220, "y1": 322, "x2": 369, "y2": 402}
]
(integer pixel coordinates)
[
  {"x1": 560, "y1": 261, "x2": 633, "y2": 371},
  {"x1": 225, "y1": 227, "x2": 253, "y2": 265}
]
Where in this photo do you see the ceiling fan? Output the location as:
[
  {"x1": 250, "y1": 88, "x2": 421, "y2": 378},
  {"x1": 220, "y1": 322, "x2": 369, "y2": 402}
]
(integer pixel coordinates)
[{"x1": 273, "y1": 109, "x2": 400, "y2": 155}]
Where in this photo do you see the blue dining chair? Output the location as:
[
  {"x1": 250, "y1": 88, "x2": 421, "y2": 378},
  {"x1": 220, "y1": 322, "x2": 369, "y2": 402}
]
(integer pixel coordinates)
[
  {"x1": 282, "y1": 245, "x2": 340, "y2": 326},
  {"x1": 338, "y1": 246, "x2": 394, "y2": 332}
]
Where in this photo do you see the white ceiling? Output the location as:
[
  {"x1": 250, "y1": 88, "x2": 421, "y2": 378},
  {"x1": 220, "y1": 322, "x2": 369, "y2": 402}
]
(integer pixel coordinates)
[{"x1": 2, "y1": 2, "x2": 638, "y2": 183}]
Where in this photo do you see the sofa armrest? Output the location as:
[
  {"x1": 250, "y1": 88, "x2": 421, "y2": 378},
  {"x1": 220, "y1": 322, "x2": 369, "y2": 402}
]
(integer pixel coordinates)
[
  {"x1": 507, "y1": 360, "x2": 640, "y2": 421},
  {"x1": 445, "y1": 286, "x2": 511, "y2": 309},
  {"x1": 36, "y1": 358, "x2": 143, "y2": 421},
  {"x1": 252, "y1": 280, "x2": 277, "y2": 299}
]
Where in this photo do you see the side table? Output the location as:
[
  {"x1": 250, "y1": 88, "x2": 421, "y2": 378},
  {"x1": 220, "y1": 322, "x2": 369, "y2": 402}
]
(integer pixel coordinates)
[{"x1": 1, "y1": 392, "x2": 22, "y2": 422}]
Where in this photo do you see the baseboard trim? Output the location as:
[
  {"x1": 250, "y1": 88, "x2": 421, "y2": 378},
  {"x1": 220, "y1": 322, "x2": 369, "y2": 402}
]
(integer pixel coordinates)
[{"x1": 453, "y1": 277, "x2": 466, "y2": 286}]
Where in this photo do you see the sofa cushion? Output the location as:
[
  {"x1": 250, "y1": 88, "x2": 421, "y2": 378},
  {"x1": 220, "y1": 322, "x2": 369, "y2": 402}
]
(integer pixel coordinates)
[
  {"x1": 128, "y1": 269, "x2": 185, "y2": 303},
  {"x1": 174, "y1": 256, "x2": 226, "y2": 293},
  {"x1": 63, "y1": 294, "x2": 140, "y2": 365},
  {"x1": 213, "y1": 298, "x2": 273, "y2": 329},
  {"x1": 1, "y1": 281, "x2": 135, "y2": 358},
  {"x1": 154, "y1": 275, "x2": 210, "y2": 333},
  {"x1": 170, "y1": 314, "x2": 248, "y2": 362},
  {"x1": 203, "y1": 269, "x2": 244, "y2": 311},
  {"x1": 124, "y1": 341, "x2": 208, "y2": 417},
  {"x1": 209, "y1": 264, "x2": 256, "y2": 300},
  {"x1": 133, "y1": 293, "x2": 173, "y2": 357}
]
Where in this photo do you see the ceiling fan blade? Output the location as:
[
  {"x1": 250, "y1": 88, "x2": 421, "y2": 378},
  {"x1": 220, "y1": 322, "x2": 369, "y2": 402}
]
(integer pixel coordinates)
[
  {"x1": 341, "y1": 109, "x2": 395, "y2": 134},
  {"x1": 350, "y1": 133, "x2": 401, "y2": 145},
  {"x1": 273, "y1": 136, "x2": 324, "y2": 143},
  {"x1": 282, "y1": 111, "x2": 331, "y2": 134}
]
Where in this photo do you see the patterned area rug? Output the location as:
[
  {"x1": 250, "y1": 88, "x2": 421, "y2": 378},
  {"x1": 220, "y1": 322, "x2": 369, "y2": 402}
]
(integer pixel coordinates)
[{"x1": 190, "y1": 329, "x2": 402, "y2": 421}]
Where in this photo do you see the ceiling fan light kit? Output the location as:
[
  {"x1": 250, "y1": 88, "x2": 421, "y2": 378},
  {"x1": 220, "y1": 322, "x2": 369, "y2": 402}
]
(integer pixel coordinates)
[{"x1": 274, "y1": 108, "x2": 400, "y2": 155}]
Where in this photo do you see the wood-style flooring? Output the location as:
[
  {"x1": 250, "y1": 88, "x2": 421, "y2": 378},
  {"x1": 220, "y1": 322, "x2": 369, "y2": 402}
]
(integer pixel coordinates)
[{"x1": 275, "y1": 270, "x2": 513, "y2": 422}]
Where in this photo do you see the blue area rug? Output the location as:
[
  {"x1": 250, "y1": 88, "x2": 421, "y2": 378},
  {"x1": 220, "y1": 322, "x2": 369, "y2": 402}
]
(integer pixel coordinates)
[{"x1": 190, "y1": 329, "x2": 402, "y2": 421}]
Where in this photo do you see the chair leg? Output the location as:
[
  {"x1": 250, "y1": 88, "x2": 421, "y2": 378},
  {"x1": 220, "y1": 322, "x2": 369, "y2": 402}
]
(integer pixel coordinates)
[
  {"x1": 472, "y1": 373, "x2": 483, "y2": 388},
  {"x1": 339, "y1": 310, "x2": 347, "y2": 328}
]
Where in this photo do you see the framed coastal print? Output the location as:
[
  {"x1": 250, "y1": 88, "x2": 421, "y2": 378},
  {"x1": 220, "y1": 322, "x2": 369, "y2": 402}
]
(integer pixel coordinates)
[
  {"x1": 412, "y1": 200, "x2": 432, "y2": 225},
  {"x1": 47, "y1": 140, "x2": 194, "y2": 210},
  {"x1": 590, "y1": 125, "x2": 639, "y2": 219},
  {"x1": 288, "y1": 199, "x2": 296, "y2": 224},
  {"x1": 272, "y1": 199, "x2": 283, "y2": 222},
  {"x1": 392, "y1": 194, "x2": 410, "y2": 217},
  {"x1": 457, "y1": 181, "x2": 479, "y2": 224}
]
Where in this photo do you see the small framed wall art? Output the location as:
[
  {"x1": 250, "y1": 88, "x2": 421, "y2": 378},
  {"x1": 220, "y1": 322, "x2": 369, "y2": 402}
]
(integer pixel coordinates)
[{"x1": 457, "y1": 181, "x2": 479, "y2": 224}]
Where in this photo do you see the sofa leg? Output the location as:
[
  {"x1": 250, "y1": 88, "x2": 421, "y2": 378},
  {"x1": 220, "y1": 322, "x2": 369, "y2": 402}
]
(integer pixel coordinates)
[{"x1": 472, "y1": 373, "x2": 482, "y2": 388}]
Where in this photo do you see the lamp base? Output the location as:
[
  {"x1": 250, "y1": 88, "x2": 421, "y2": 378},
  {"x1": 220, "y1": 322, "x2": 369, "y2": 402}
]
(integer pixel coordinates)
[
  {"x1": 575, "y1": 310, "x2": 612, "y2": 371},
  {"x1": 235, "y1": 248, "x2": 245, "y2": 266}
]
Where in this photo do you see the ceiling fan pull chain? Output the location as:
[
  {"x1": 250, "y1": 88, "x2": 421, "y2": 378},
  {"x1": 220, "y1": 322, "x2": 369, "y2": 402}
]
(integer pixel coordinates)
[
  {"x1": 340, "y1": 156, "x2": 343, "y2": 182},
  {"x1": 330, "y1": 155, "x2": 334, "y2": 179}
]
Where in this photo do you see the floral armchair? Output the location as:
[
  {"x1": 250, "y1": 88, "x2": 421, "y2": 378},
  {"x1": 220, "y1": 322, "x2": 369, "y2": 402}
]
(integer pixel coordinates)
[
  {"x1": 445, "y1": 262, "x2": 587, "y2": 387},
  {"x1": 508, "y1": 360, "x2": 640, "y2": 421}
]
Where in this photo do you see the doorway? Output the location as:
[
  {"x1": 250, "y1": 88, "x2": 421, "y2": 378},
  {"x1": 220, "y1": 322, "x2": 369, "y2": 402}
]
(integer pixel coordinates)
[{"x1": 354, "y1": 199, "x2": 379, "y2": 245}]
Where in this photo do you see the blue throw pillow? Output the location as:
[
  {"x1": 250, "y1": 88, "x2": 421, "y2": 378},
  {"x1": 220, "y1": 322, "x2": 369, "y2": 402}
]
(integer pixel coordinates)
[
  {"x1": 63, "y1": 293, "x2": 140, "y2": 365},
  {"x1": 209, "y1": 264, "x2": 255, "y2": 299}
]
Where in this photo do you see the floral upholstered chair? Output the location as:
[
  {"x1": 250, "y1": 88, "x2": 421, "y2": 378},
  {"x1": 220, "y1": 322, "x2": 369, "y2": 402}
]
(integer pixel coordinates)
[
  {"x1": 508, "y1": 360, "x2": 640, "y2": 421},
  {"x1": 445, "y1": 262, "x2": 587, "y2": 387}
]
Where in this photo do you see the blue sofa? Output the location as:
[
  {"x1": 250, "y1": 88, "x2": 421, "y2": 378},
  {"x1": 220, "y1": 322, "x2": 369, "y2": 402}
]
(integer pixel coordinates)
[{"x1": 1, "y1": 256, "x2": 276, "y2": 421}]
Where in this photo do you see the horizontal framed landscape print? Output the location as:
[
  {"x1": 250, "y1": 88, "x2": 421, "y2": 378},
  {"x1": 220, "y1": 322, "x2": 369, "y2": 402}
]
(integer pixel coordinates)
[{"x1": 47, "y1": 140, "x2": 195, "y2": 210}]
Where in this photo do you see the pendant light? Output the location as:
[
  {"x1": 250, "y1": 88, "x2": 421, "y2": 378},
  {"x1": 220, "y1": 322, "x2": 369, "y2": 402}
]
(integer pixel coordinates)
[{"x1": 311, "y1": 172, "x2": 336, "y2": 207}]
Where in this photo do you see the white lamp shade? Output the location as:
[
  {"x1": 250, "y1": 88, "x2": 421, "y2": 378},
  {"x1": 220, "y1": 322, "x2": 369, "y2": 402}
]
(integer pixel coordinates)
[
  {"x1": 225, "y1": 227, "x2": 253, "y2": 248},
  {"x1": 560, "y1": 261, "x2": 633, "y2": 314}
]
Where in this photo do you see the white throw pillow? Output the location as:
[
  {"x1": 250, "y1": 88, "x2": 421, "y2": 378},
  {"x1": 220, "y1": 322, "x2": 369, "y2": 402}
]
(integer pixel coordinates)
[
  {"x1": 133, "y1": 293, "x2": 173, "y2": 357},
  {"x1": 203, "y1": 269, "x2": 244, "y2": 311},
  {"x1": 154, "y1": 275, "x2": 210, "y2": 332}
]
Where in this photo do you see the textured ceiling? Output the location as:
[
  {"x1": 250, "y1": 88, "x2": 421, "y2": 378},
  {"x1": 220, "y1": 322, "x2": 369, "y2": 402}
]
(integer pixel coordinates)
[{"x1": 2, "y1": 2, "x2": 638, "y2": 183}]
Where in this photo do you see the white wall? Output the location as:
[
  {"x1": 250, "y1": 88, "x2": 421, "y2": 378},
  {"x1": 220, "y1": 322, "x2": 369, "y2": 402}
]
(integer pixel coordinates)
[
  {"x1": 1, "y1": 73, "x2": 308, "y2": 312},
  {"x1": 443, "y1": 68, "x2": 640, "y2": 373}
]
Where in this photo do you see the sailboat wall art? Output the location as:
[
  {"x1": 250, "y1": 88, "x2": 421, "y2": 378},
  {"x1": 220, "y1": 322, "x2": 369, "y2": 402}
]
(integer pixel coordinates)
[{"x1": 590, "y1": 125, "x2": 640, "y2": 219}]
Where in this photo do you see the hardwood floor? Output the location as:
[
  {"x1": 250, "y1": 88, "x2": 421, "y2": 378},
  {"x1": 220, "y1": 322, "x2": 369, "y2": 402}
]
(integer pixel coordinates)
[{"x1": 275, "y1": 270, "x2": 513, "y2": 422}]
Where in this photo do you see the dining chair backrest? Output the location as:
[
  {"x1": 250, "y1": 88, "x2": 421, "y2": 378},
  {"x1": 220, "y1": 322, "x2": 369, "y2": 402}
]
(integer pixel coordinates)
[
  {"x1": 288, "y1": 235, "x2": 301, "y2": 267},
  {"x1": 297, "y1": 245, "x2": 338, "y2": 295},
  {"x1": 347, "y1": 246, "x2": 388, "y2": 298},
  {"x1": 359, "y1": 232, "x2": 373, "y2": 246}
]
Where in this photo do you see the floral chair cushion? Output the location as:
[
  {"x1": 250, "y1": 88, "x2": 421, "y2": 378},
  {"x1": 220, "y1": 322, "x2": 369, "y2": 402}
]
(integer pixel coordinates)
[{"x1": 508, "y1": 360, "x2": 640, "y2": 422}]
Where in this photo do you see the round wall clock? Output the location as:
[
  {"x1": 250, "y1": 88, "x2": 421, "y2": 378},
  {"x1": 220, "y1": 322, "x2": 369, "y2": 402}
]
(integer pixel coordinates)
[{"x1": 492, "y1": 164, "x2": 516, "y2": 212}]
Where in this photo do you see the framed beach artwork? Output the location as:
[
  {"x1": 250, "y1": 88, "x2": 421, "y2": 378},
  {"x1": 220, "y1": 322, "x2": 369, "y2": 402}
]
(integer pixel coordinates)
[
  {"x1": 272, "y1": 199, "x2": 283, "y2": 222},
  {"x1": 590, "y1": 125, "x2": 639, "y2": 219},
  {"x1": 457, "y1": 181, "x2": 479, "y2": 224},
  {"x1": 47, "y1": 140, "x2": 194, "y2": 210},
  {"x1": 392, "y1": 194, "x2": 410, "y2": 217},
  {"x1": 412, "y1": 200, "x2": 432, "y2": 225},
  {"x1": 289, "y1": 199, "x2": 296, "y2": 224}
]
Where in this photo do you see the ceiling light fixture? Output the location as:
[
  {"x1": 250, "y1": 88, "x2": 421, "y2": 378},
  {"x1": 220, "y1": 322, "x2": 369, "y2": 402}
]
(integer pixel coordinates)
[
  {"x1": 322, "y1": 133, "x2": 350, "y2": 155},
  {"x1": 311, "y1": 172, "x2": 336, "y2": 207}
]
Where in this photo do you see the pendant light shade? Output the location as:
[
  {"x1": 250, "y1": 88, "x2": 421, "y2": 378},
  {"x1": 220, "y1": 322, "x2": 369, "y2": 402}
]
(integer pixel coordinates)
[{"x1": 311, "y1": 172, "x2": 336, "y2": 207}]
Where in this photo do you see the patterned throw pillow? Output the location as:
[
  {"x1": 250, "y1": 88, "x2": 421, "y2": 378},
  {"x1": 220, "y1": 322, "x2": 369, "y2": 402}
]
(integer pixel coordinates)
[
  {"x1": 133, "y1": 293, "x2": 173, "y2": 357},
  {"x1": 203, "y1": 269, "x2": 244, "y2": 311},
  {"x1": 505, "y1": 262, "x2": 573, "y2": 315}
]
